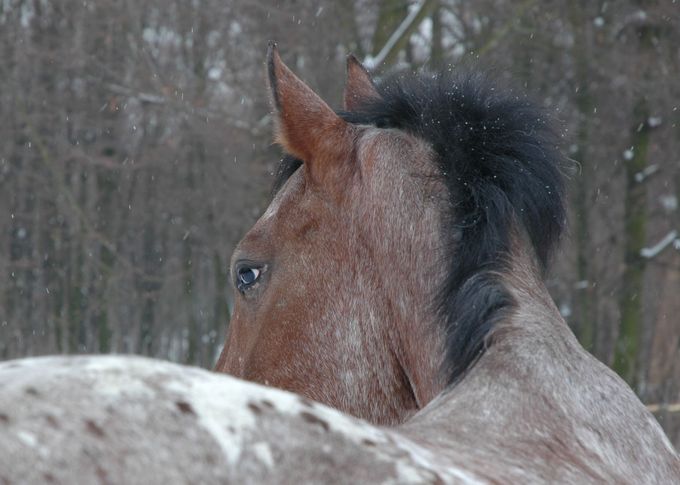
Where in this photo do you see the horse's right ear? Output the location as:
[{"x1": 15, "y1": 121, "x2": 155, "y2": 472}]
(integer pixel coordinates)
[
  {"x1": 266, "y1": 43, "x2": 354, "y2": 192},
  {"x1": 343, "y1": 55, "x2": 381, "y2": 111}
]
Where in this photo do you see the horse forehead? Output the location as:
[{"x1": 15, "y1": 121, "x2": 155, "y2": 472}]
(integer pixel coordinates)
[
  {"x1": 274, "y1": 166, "x2": 307, "y2": 210},
  {"x1": 250, "y1": 129, "x2": 434, "y2": 243},
  {"x1": 232, "y1": 172, "x2": 303, "y2": 259},
  {"x1": 255, "y1": 170, "x2": 306, "y2": 232},
  {"x1": 358, "y1": 128, "x2": 434, "y2": 176}
]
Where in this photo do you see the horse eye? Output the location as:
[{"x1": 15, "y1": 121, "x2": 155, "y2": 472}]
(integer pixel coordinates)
[{"x1": 237, "y1": 266, "x2": 261, "y2": 291}]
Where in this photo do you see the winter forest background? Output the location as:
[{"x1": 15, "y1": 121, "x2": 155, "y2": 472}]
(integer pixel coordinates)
[{"x1": 1, "y1": 0, "x2": 679, "y2": 444}]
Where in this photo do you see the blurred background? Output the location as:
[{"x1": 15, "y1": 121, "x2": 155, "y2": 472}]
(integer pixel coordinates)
[{"x1": 0, "y1": 0, "x2": 678, "y2": 444}]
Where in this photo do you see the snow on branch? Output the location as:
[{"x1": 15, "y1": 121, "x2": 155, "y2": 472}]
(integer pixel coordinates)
[
  {"x1": 364, "y1": 0, "x2": 435, "y2": 70},
  {"x1": 640, "y1": 230, "x2": 679, "y2": 259},
  {"x1": 634, "y1": 164, "x2": 660, "y2": 183},
  {"x1": 647, "y1": 402, "x2": 680, "y2": 414}
]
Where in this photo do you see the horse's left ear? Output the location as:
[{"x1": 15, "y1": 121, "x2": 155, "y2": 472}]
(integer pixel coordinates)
[
  {"x1": 267, "y1": 43, "x2": 354, "y2": 191},
  {"x1": 343, "y1": 55, "x2": 381, "y2": 111}
]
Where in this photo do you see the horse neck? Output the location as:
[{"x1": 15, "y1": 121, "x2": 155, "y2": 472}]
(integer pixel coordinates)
[
  {"x1": 395, "y1": 233, "x2": 562, "y2": 416},
  {"x1": 395, "y1": 256, "x2": 680, "y2": 482},
  {"x1": 391, "y1": 307, "x2": 446, "y2": 413}
]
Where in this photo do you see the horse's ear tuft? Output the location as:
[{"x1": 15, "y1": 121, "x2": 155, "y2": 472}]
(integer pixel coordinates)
[
  {"x1": 266, "y1": 44, "x2": 354, "y2": 192},
  {"x1": 343, "y1": 55, "x2": 381, "y2": 111}
]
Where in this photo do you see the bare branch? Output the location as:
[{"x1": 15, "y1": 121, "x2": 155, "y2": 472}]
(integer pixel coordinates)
[
  {"x1": 476, "y1": 0, "x2": 537, "y2": 57},
  {"x1": 100, "y1": 80, "x2": 263, "y2": 135}
]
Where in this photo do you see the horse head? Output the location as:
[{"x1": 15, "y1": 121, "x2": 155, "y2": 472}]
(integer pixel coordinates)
[{"x1": 216, "y1": 44, "x2": 566, "y2": 426}]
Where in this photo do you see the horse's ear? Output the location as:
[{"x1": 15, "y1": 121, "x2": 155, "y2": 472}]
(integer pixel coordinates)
[
  {"x1": 343, "y1": 55, "x2": 381, "y2": 111},
  {"x1": 267, "y1": 43, "x2": 353, "y2": 190}
]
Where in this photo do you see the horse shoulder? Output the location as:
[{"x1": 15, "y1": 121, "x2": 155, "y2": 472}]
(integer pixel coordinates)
[{"x1": 399, "y1": 318, "x2": 680, "y2": 483}]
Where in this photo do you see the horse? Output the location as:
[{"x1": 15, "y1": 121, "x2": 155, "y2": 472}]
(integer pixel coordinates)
[
  {"x1": 2, "y1": 355, "x2": 464, "y2": 484},
  {"x1": 214, "y1": 44, "x2": 680, "y2": 481},
  {"x1": 1, "y1": 45, "x2": 678, "y2": 484}
]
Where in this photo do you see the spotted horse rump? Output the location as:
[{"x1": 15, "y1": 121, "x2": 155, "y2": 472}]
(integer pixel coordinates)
[{"x1": 0, "y1": 355, "x2": 476, "y2": 484}]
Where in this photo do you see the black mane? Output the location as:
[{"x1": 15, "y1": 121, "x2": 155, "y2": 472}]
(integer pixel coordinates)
[{"x1": 273, "y1": 70, "x2": 566, "y2": 385}]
